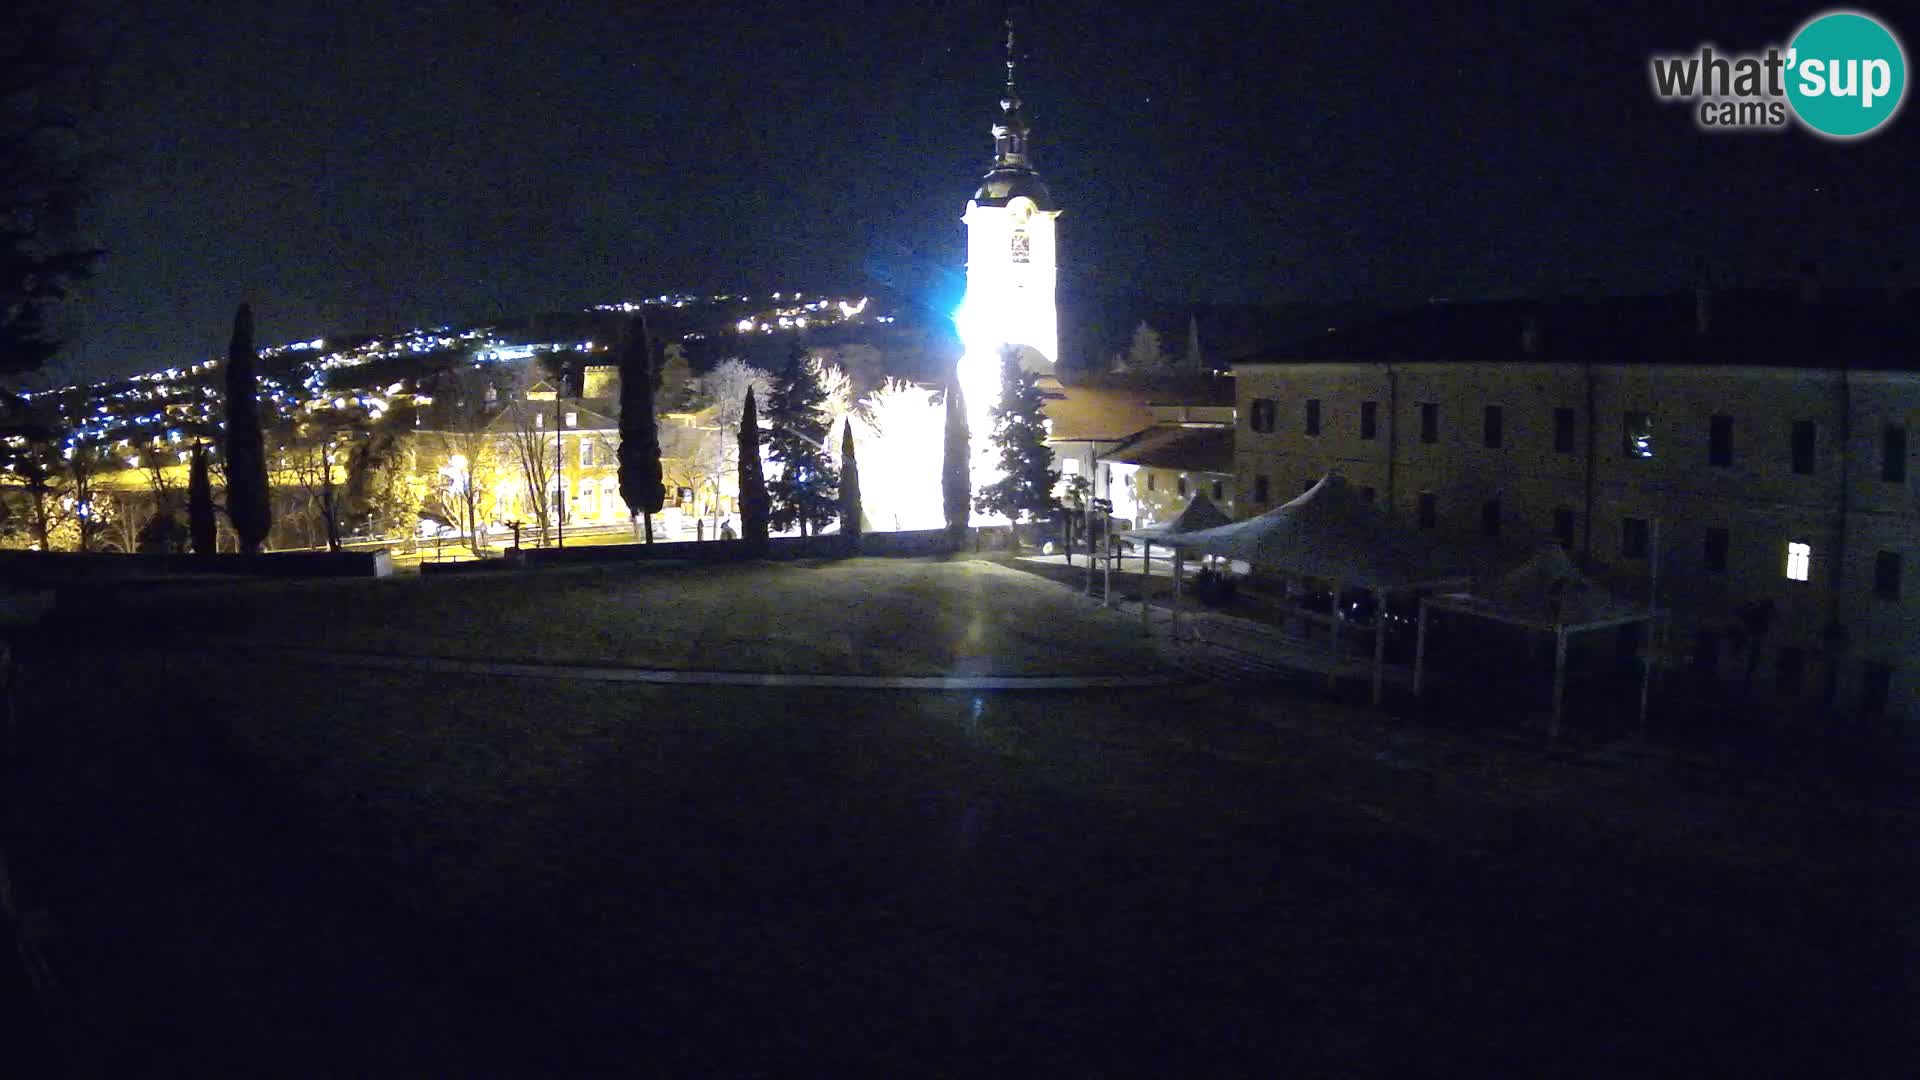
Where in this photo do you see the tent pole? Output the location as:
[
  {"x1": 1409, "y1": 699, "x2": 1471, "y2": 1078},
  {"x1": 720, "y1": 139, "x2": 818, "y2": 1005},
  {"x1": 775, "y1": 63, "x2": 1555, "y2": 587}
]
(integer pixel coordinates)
[
  {"x1": 1327, "y1": 577, "x2": 1345, "y2": 692},
  {"x1": 1172, "y1": 548, "x2": 1183, "y2": 640},
  {"x1": 1414, "y1": 598, "x2": 1430, "y2": 696},
  {"x1": 1141, "y1": 541, "x2": 1151, "y2": 629},
  {"x1": 1104, "y1": 467, "x2": 1114, "y2": 606},
  {"x1": 1102, "y1": 519, "x2": 1112, "y2": 607},
  {"x1": 1372, "y1": 587, "x2": 1387, "y2": 706},
  {"x1": 1551, "y1": 628, "x2": 1568, "y2": 739}
]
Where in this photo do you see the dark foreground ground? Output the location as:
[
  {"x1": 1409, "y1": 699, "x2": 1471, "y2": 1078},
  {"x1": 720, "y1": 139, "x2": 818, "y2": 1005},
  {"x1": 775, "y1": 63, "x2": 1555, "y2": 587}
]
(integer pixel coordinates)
[{"x1": 4, "y1": 563, "x2": 1918, "y2": 1075}]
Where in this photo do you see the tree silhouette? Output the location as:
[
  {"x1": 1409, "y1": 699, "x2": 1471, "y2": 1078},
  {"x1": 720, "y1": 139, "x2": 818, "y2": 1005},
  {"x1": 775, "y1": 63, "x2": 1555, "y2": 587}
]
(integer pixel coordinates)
[
  {"x1": 222, "y1": 304, "x2": 272, "y2": 553},
  {"x1": 974, "y1": 346, "x2": 1060, "y2": 535},
  {"x1": 737, "y1": 387, "x2": 770, "y2": 553},
  {"x1": 188, "y1": 441, "x2": 215, "y2": 553},
  {"x1": 942, "y1": 377, "x2": 970, "y2": 543},
  {"x1": 616, "y1": 317, "x2": 665, "y2": 542},
  {"x1": 839, "y1": 418, "x2": 861, "y2": 553},
  {"x1": 764, "y1": 344, "x2": 838, "y2": 537},
  {"x1": 1, "y1": 3, "x2": 103, "y2": 378}
]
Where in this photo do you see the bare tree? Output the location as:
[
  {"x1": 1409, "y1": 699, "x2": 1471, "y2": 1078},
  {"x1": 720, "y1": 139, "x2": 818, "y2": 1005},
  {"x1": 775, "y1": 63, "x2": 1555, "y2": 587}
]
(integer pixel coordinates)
[
  {"x1": 67, "y1": 436, "x2": 110, "y2": 552},
  {"x1": 283, "y1": 422, "x2": 345, "y2": 552},
  {"x1": 500, "y1": 367, "x2": 557, "y2": 545},
  {"x1": 0, "y1": 435, "x2": 68, "y2": 549},
  {"x1": 697, "y1": 358, "x2": 773, "y2": 437}
]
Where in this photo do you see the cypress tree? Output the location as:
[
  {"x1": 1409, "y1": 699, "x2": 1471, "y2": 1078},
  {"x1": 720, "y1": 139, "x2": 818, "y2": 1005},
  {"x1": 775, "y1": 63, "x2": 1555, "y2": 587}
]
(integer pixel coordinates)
[
  {"x1": 222, "y1": 303, "x2": 272, "y2": 553},
  {"x1": 188, "y1": 440, "x2": 215, "y2": 554},
  {"x1": 838, "y1": 418, "x2": 861, "y2": 554},
  {"x1": 975, "y1": 346, "x2": 1061, "y2": 540},
  {"x1": 941, "y1": 376, "x2": 970, "y2": 544},
  {"x1": 737, "y1": 387, "x2": 770, "y2": 553},
  {"x1": 764, "y1": 345, "x2": 838, "y2": 537},
  {"x1": 616, "y1": 316, "x2": 665, "y2": 542}
]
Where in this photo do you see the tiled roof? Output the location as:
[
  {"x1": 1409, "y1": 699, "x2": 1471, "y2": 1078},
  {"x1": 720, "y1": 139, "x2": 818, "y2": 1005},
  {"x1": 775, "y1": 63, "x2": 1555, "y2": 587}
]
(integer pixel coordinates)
[
  {"x1": 1233, "y1": 288, "x2": 1920, "y2": 371},
  {"x1": 1042, "y1": 374, "x2": 1235, "y2": 443},
  {"x1": 1103, "y1": 424, "x2": 1234, "y2": 473}
]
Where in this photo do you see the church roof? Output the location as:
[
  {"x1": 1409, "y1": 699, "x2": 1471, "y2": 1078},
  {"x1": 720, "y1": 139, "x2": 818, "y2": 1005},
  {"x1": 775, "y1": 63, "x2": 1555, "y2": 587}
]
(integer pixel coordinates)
[
  {"x1": 971, "y1": 19, "x2": 1056, "y2": 212},
  {"x1": 973, "y1": 168, "x2": 1055, "y2": 210}
]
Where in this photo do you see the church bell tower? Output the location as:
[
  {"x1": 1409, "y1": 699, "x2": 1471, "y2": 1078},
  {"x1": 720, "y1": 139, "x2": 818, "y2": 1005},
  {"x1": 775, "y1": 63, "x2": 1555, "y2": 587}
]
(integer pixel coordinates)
[{"x1": 961, "y1": 20, "x2": 1061, "y2": 375}]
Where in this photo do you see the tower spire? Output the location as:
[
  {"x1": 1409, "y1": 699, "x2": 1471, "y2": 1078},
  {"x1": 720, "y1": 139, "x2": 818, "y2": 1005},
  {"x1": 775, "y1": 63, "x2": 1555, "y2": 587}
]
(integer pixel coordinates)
[
  {"x1": 1004, "y1": 18, "x2": 1019, "y2": 111},
  {"x1": 992, "y1": 16, "x2": 1031, "y2": 168}
]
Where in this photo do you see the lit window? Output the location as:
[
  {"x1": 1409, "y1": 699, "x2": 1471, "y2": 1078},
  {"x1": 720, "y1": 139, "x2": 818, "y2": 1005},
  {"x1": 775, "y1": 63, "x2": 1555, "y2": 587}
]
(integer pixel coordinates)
[
  {"x1": 581, "y1": 441, "x2": 593, "y2": 467},
  {"x1": 1786, "y1": 541, "x2": 1811, "y2": 582},
  {"x1": 565, "y1": 412, "x2": 578, "y2": 428},
  {"x1": 534, "y1": 413, "x2": 543, "y2": 429},
  {"x1": 1623, "y1": 412, "x2": 1654, "y2": 459}
]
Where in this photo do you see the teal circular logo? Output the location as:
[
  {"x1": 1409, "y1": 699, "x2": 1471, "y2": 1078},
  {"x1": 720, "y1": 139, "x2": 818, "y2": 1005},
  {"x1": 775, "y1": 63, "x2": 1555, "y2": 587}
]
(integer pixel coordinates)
[{"x1": 1786, "y1": 11, "x2": 1906, "y2": 138}]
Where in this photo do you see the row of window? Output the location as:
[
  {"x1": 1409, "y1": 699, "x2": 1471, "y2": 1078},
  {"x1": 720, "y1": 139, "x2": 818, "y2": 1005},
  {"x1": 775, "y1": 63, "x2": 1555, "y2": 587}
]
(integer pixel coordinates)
[
  {"x1": 1247, "y1": 473, "x2": 1906, "y2": 596},
  {"x1": 1247, "y1": 397, "x2": 1909, "y2": 480},
  {"x1": 1141, "y1": 472, "x2": 1228, "y2": 502},
  {"x1": 1247, "y1": 475, "x2": 1375, "y2": 506}
]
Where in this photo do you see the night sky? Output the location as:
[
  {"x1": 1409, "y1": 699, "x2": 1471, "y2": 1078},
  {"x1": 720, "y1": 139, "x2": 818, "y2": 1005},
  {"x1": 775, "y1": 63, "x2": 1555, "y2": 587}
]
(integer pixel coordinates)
[{"x1": 57, "y1": 0, "x2": 1920, "y2": 379}]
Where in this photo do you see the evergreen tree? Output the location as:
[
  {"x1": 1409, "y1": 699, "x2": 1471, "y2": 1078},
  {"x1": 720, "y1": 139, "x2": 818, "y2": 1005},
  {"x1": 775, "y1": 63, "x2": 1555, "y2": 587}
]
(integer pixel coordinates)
[
  {"x1": 1, "y1": 3, "x2": 103, "y2": 378},
  {"x1": 1184, "y1": 313, "x2": 1204, "y2": 372},
  {"x1": 941, "y1": 376, "x2": 970, "y2": 542},
  {"x1": 188, "y1": 440, "x2": 215, "y2": 554},
  {"x1": 222, "y1": 303, "x2": 273, "y2": 553},
  {"x1": 764, "y1": 344, "x2": 839, "y2": 537},
  {"x1": 616, "y1": 317, "x2": 665, "y2": 542},
  {"x1": 974, "y1": 346, "x2": 1060, "y2": 533},
  {"x1": 838, "y1": 418, "x2": 861, "y2": 552},
  {"x1": 737, "y1": 387, "x2": 770, "y2": 552},
  {"x1": 656, "y1": 342, "x2": 694, "y2": 411},
  {"x1": 1123, "y1": 320, "x2": 1170, "y2": 374}
]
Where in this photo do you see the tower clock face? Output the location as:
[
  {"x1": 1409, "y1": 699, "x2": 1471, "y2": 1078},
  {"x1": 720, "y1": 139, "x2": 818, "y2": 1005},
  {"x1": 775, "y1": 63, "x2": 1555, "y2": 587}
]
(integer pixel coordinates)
[{"x1": 1009, "y1": 229, "x2": 1031, "y2": 264}]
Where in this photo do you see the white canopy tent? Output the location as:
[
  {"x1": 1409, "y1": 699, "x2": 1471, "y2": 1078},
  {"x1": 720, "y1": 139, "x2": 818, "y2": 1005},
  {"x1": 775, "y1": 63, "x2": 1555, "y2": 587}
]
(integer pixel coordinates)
[
  {"x1": 1415, "y1": 545, "x2": 1660, "y2": 737},
  {"x1": 1115, "y1": 491, "x2": 1233, "y2": 632},
  {"x1": 1141, "y1": 475, "x2": 1473, "y2": 702}
]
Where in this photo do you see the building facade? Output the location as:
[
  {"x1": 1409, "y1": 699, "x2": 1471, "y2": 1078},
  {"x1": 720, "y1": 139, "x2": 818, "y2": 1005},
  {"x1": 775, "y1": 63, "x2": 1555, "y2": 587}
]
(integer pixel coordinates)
[{"x1": 1233, "y1": 290, "x2": 1920, "y2": 725}]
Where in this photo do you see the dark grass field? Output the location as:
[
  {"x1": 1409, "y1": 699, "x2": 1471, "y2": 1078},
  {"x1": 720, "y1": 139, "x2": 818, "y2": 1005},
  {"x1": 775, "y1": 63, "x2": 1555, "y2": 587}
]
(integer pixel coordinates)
[
  {"x1": 5, "y1": 561, "x2": 1918, "y2": 1074},
  {"x1": 76, "y1": 557, "x2": 1164, "y2": 677}
]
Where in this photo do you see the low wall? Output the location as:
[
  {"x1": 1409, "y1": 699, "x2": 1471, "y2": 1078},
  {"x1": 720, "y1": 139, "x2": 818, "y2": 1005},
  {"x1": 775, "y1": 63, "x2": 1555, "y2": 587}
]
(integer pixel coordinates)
[
  {"x1": 0, "y1": 549, "x2": 394, "y2": 581},
  {"x1": 518, "y1": 528, "x2": 964, "y2": 567}
]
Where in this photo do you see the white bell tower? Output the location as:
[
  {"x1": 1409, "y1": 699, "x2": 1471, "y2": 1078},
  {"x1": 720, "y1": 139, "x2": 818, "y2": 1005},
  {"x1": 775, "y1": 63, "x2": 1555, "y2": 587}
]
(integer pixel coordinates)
[{"x1": 961, "y1": 21, "x2": 1061, "y2": 375}]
